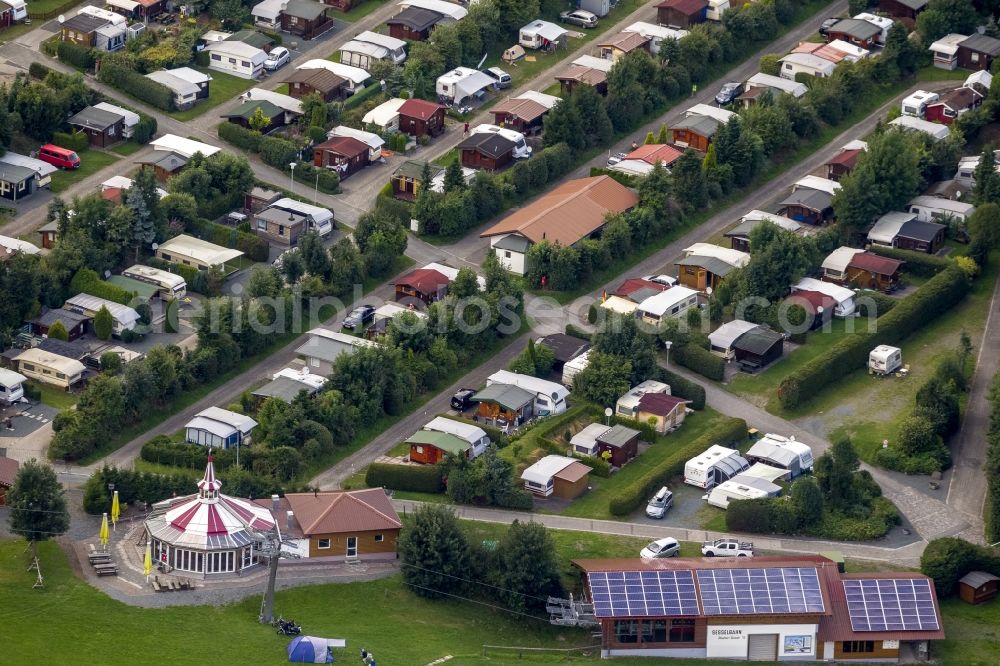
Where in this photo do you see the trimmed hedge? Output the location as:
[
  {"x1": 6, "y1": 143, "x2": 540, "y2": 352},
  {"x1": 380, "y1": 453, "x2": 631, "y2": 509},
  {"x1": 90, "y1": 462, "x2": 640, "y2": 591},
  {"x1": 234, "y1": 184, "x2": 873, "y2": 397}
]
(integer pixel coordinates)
[
  {"x1": 98, "y1": 61, "x2": 175, "y2": 112},
  {"x1": 69, "y1": 268, "x2": 136, "y2": 305},
  {"x1": 52, "y1": 130, "x2": 88, "y2": 153},
  {"x1": 259, "y1": 135, "x2": 299, "y2": 169},
  {"x1": 589, "y1": 167, "x2": 637, "y2": 188},
  {"x1": 608, "y1": 417, "x2": 747, "y2": 516},
  {"x1": 56, "y1": 40, "x2": 95, "y2": 70},
  {"x1": 142, "y1": 436, "x2": 238, "y2": 471},
  {"x1": 187, "y1": 218, "x2": 269, "y2": 263},
  {"x1": 365, "y1": 462, "x2": 445, "y2": 493},
  {"x1": 867, "y1": 245, "x2": 952, "y2": 278},
  {"x1": 672, "y1": 343, "x2": 725, "y2": 382},
  {"x1": 855, "y1": 291, "x2": 897, "y2": 318},
  {"x1": 29, "y1": 62, "x2": 54, "y2": 80},
  {"x1": 653, "y1": 366, "x2": 706, "y2": 411},
  {"x1": 218, "y1": 122, "x2": 262, "y2": 152},
  {"x1": 565, "y1": 324, "x2": 592, "y2": 341},
  {"x1": 146, "y1": 258, "x2": 206, "y2": 294},
  {"x1": 344, "y1": 83, "x2": 383, "y2": 110},
  {"x1": 921, "y1": 537, "x2": 1000, "y2": 597},
  {"x1": 778, "y1": 265, "x2": 971, "y2": 410},
  {"x1": 573, "y1": 453, "x2": 611, "y2": 477}
]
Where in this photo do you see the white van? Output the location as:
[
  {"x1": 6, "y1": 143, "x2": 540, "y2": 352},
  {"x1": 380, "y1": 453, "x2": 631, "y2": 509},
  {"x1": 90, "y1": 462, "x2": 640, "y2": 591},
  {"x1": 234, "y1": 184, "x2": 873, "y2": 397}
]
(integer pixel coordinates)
[
  {"x1": 0, "y1": 369, "x2": 27, "y2": 405},
  {"x1": 471, "y1": 124, "x2": 532, "y2": 159}
]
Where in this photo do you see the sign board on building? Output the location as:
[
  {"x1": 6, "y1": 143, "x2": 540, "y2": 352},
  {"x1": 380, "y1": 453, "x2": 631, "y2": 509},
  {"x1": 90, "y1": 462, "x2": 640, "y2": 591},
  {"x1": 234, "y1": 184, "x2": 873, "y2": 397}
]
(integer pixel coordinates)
[{"x1": 706, "y1": 624, "x2": 818, "y2": 659}]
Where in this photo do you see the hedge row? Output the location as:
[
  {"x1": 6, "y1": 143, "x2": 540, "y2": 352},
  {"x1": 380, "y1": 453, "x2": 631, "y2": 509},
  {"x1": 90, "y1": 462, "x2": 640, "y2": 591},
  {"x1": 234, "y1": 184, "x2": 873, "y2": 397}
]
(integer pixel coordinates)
[
  {"x1": 607, "y1": 417, "x2": 747, "y2": 516},
  {"x1": 365, "y1": 462, "x2": 445, "y2": 493},
  {"x1": 671, "y1": 343, "x2": 725, "y2": 382},
  {"x1": 582, "y1": 404, "x2": 658, "y2": 443},
  {"x1": 218, "y1": 122, "x2": 262, "y2": 152},
  {"x1": 564, "y1": 324, "x2": 591, "y2": 342},
  {"x1": 259, "y1": 135, "x2": 299, "y2": 170},
  {"x1": 921, "y1": 537, "x2": 1000, "y2": 597},
  {"x1": 344, "y1": 83, "x2": 382, "y2": 110},
  {"x1": 145, "y1": 258, "x2": 208, "y2": 295},
  {"x1": 142, "y1": 436, "x2": 238, "y2": 471},
  {"x1": 28, "y1": 62, "x2": 53, "y2": 80},
  {"x1": 588, "y1": 167, "x2": 637, "y2": 188},
  {"x1": 653, "y1": 366, "x2": 707, "y2": 411},
  {"x1": 56, "y1": 40, "x2": 95, "y2": 70},
  {"x1": 217, "y1": 124, "x2": 339, "y2": 194},
  {"x1": 52, "y1": 130, "x2": 88, "y2": 153},
  {"x1": 867, "y1": 245, "x2": 952, "y2": 278},
  {"x1": 69, "y1": 267, "x2": 136, "y2": 305},
  {"x1": 98, "y1": 62, "x2": 174, "y2": 112},
  {"x1": 778, "y1": 264, "x2": 970, "y2": 409},
  {"x1": 856, "y1": 291, "x2": 897, "y2": 318},
  {"x1": 187, "y1": 218, "x2": 269, "y2": 263},
  {"x1": 728, "y1": 494, "x2": 899, "y2": 541}
]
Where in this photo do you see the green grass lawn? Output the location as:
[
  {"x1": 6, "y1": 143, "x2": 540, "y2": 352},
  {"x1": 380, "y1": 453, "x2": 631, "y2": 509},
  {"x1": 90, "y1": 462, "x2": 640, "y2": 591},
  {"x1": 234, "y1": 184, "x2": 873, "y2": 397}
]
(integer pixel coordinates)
[
  {"x1": 49, "y1": 150, "x2": 120, "y2": 194},
  {"x1": 337, "y1": 0, "x2": 386, "y2": 23},
  {"x1": 0, "y1": 21, "x2": 37, "y2": 43},
  {"x1": 31, "y1": 381, "x2": 79, "y2": 411},
  {"x1": 169, "y1": 69, "x2": 254, "y2": 122},
  {"x1": 431, "y1": 148, "x2": 459, "y2": 168},
  {"x1": 935, "y1": 596, "x2": 1000, "y2": 666},
  {"x1": 559, "y1": 408, "x2": 727, "y2": 520},
  {"x1": 109, "y1": 141, "x2": 146, "y2": 157}
]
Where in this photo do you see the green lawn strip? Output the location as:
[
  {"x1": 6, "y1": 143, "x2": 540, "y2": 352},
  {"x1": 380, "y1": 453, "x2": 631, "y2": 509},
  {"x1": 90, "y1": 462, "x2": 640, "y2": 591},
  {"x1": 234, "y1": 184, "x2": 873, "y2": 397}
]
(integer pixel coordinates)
[
  {"x1": 529, "y1": 70, "x2": 937, "y2": 305},
  {"x1": 26, "y1": 0, "x2": 81, "y2": 13},
  {"x1": 49, "y1": 150, "x2": 120, "y2": 194},
  {"x1": 31, "y1": 381, "x2": 79, "y2": 411},
  {"x1": 336, "y1": 0, "x2": 386, "y2": 23},
  {"x1": 430, "y1": 148, "x2": 459, "y2": 169},
  {"x1": 109, "y1": 142, "x2": 146, "y2": 157},
  {"x1": 0, "y1": 22, "x2": 38, "y2": 43},
  {"x1": 916, "y1": 67, "x2": 972, "y2": 82},
  {"x1": 361, "y1": 255, "x2": 415, "y2": 291},
  {"x1": 558, "y1": 408, "x2": 727, "y2": 520},
  {"x1": 168, "y1": 69, "x2": 254, "y2": 122},
  {"x1": 935, "y1": 596, "x2": 1000, "y2": 666}
]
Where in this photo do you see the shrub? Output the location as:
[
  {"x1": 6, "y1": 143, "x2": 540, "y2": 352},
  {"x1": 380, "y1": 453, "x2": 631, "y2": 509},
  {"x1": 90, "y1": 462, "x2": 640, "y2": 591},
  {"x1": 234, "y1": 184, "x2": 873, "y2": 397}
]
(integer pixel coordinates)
[
  {"x1": 778, "y1": 265, "x2": 971, "y2": 409},
  {"x1": 365, "y1": 462, "x2": 445, "y2": 493},
  {"x1": 653, "y1": 366, "x2": 706, "y2": 411},
  {"x1": 573, "y1": 453, "x2": 611, "y2": 477},
  {"x1": 921, "y1": 537, "x2": 1000, "y2": 597},
  {"x1": 141, "y1": 436, "x2": 238, "y2": 471},
  {"x1": 856, "y1": 291, "x2": 897, "y2": 318},
  {"x1": 29, "y1": 62, "x2": 53, "y2": 80},
  {"x1": 194, "y1": 50, "x2": 209, "y2": 67},
  {"x1": 608, "y1": 417, "x2": 747, "y2": 516},
  {"x1": 565, "y1": 324, "x2": 592, "y2": 341},
  {"x1": 133, "y1": 114, "x2": 157, "y2": 144},
  {"x1": 344, "y1": 83, "x2": 383, "y2": 110},
  {"x1": 218, "y1": 122, "x2": 262, "y2": 152},
  {"x1": 52, "y1": 130, "x2": 89, "y2": 153},
  {"x1": 867, "y1": 245, "x2": 952, "y2": 277},
  {"x1": 56, "y1": 41, "x2": 95, "y2": 70},
  {"x1": 259, "y1": 136, "x2": 299, "y2": 169},
  {"x1": 98, "y1": 62, "x2": 174, "y2": 111},
  {"x1": 588, "y1": 167, "x2": 637, "y2": 188},
  {"x1": 671, "y1": 343, "x2": 725, "y2": 381},
  {"x1": 69, "y1": 268, "x2": 135, "y2": 305}
]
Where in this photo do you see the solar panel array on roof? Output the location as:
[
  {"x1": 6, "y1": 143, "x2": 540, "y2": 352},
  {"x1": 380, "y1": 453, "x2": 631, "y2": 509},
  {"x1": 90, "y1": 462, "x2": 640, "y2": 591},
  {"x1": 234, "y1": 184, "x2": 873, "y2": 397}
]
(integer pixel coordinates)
[
  {"x1": 588, "y1": 571, "x2": 699, "y2": 618},
  {"x1": 843, "y1": 579, "x2": 939, "y2": 632},
  {"x1": 697, "y1": 568, "x2": 824, "y2": 615}
]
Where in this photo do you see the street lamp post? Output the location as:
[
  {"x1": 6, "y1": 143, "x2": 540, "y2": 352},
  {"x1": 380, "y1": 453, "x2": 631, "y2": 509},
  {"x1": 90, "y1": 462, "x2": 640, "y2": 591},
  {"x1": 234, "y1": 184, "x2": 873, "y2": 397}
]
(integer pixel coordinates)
[
  {"x1": 314, "y1": 170, "x2": 320, "y2": 204},
  {"x1": 288, "y1": 162, "x2": 296, "y2": 194},
  {"x1": 664, "y1": 340, "x2": 673, "y2": 365}
]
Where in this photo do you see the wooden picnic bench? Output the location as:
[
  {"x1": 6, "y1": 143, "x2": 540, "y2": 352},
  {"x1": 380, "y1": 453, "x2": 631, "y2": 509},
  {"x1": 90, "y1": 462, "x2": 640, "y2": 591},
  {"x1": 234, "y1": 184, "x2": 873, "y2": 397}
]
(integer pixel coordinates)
[{"x1": 94, "y1": 564, "x2": 118, "y2": 576}]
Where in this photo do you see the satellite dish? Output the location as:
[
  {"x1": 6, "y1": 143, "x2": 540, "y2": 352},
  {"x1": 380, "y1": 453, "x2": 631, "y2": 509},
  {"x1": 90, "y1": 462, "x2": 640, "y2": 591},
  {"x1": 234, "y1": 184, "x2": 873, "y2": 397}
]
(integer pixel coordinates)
[
  {"x1": 151, "y1": 243, "x2": 158, "y2": 251},
  {"x1": 104, "y1": 270, "x2": 111, "y2": 278},
  {"x1": 58, "y1": 14, "x2": 65, "y2": 23},
  {"x1": 604, "y1": 407, "x2": 613, "y2": 417},
  {"x1": 816, "y1": 306, "x2": 824, "y2": 314},
  {"x1": 705, "y1": 286, "x2": 713, "y2": 296}
]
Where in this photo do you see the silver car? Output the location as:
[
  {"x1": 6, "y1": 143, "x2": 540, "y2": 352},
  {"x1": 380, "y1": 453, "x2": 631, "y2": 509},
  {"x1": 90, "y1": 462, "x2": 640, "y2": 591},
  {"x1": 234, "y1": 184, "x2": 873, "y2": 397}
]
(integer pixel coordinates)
[
  {"x1": 264, "y1": 46, "x2": 290, "y2": 72},
  {"x1": 560, "y1": 9, "x2": 599, "y2": 28},
  {"x1": 640, "y1": 537, "x2": 680, "y2": 559},
  {"x1": 645, "y1": 486, "x2": 673, "y2": 518}
]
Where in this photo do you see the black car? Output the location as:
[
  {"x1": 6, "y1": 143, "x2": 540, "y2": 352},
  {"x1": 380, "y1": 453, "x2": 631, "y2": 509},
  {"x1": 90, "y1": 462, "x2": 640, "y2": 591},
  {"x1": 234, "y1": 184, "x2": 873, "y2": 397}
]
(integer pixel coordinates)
[
  {"x1": 343, "y1": 305, "x2": 375, "y2": 330},
  {"x1": 714, "y1": 81, "x2": 743, "y2": 106},
  {"x1": 451, "y1": 388, "x2": 476, "y2": 412},
  {"x1": 818, "y1": 17, "x2": 839, "y2": 38}
]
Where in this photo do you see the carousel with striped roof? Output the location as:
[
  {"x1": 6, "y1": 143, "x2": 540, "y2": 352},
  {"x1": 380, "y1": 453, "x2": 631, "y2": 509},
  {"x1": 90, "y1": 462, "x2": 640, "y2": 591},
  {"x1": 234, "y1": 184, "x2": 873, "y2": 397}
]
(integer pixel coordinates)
[{"x1": 144, "y1": 451, "x2": 277, "y2": 577}]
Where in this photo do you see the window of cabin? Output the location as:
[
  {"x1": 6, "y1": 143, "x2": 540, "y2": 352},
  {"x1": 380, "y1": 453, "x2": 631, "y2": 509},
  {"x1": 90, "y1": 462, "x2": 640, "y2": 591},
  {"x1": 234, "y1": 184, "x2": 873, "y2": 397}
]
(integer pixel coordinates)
[
  {"x1": 669, "y1": 619, "x2": 695, "y2": 643},
  {"x1": 842, "y1": 641, "x2": 875, "y2": 654},
  {"x1": 374, "y1": 534, "x2": 384, "y2": 543},
  {"x1": 318, "y1": 538, "x2": 331, "y2": 549},
  {"x1": 614, "y1": 620, "x2": 639, "y2": 644}
]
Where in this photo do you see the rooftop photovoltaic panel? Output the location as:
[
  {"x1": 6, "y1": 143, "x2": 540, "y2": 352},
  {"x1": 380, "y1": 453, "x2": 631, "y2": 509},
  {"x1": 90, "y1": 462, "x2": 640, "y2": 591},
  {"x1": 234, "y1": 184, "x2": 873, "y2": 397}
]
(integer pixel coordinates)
[
  {"x1": 588, "y1": 570, "x2": 700, "y2": 618},
  {"x1": 843, "y1": 579, "x2": 939, "y2": 632},
  {"x1": 696, "y1": 567, "x2": 825, "y2": 615}
]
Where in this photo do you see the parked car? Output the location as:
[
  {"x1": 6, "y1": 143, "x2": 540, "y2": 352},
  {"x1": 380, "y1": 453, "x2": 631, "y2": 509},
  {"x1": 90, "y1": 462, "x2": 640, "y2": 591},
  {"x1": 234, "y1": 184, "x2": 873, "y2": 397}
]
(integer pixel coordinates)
[
  {"x1": 559, "y1": 9, "x2": 598, "y2": 28},
  {"x1": 701, "y1": 538, "x2": 754, "y2": 557},
  {"x1": 451, "y1": 388, "x2": 476, "y2": 411},
  {"x1": 342, "y1": 305, "x2": 375, "y2": 330},
  {"x1": 607, "y1": 151, "x2": 628, "y2": 166},
  {"x1": 640, "y1": 537, "x2": 680, "y2": 559},
  {"x1": 645, "y1": 486, "x2": 674, "y2": 518},
  {"x1": 484, "y1": 66, "x2": 511, "y2": 89},
  {"x1": 715, "y1": 81, "x2": 743, "y2": 106},
  {"x1": 38, "y1": 144, "x2": 80, "y2": 170},
  {"x1": 818, "y1": 17, "x2": 839, "y2": 37},
  {"x1": 264, "y1": 46, "x2": 290, "y2": 72},
  {"x1": 643, "y1": 274, "x2": 678, "y2": 287}
]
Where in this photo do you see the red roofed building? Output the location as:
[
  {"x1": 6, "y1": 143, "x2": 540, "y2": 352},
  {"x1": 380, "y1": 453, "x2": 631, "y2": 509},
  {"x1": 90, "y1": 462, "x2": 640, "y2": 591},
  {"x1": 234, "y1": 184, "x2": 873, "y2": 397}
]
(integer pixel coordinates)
[
  {"x1": 397, "y1": 98, "x2": 446, "y2": 138},
  {"x1": 846, "y1": 252, "x2": 903, "y2": 292},
  {"x1": 616, "y1": 144, "x2": 684, "y2": 174},
  {"x1": 0, "y1": 456, "x2": 19, "y2": 505},
  {"x1": 574, "y1": 555, "x2": 944, "y2": 661},
  {"x1": 144, "y1": 453, "x2": 277, "y2": 577},
  {"x1": 312, "y1": 135, "x2": 370, "y2": 179},
  {"x1": 925, "y1": 87, "x2": 984, "y2": 125},
  {"x1": 655, "y1": 0, "x2": 708, "y2": 29},
  {"x1": 265, "y1": 489, "x2": 402, "y2": 561},
  {"x1": 826, "y1": 148, "x2": 864, "y2": 181},
  {"x1": 101, "y1": 187, "x2": 124, "y2": 205},
  {"x1": 786, "y1": 290, "x2": 835, "y2": 330},
  {"x1": 394, "y1": 267, "x2": 451, "y2": 305},
  {"x1": 612, "y1": 277, "x2": 668, "y2": 301},
  {"x1": 637, "y1": 392, "x2": 691, "y2": 434}
]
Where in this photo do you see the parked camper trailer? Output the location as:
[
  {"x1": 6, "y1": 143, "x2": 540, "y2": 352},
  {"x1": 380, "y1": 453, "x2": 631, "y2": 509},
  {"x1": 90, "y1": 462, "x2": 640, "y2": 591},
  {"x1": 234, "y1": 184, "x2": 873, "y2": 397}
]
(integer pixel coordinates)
[
  {"x1": 0, "y1": 369, "x2": 26, "y2": 405},
  {"x1": 470, "y1": 124, "x2": 532, "y2": 158},
  {"x1": 560, "y1": 350, "x2": 591, "y2": 386},
  {"x1": 744, "y1": 434, "x2": 814, "y2": 478},
  {"x1": 901, "y1": 90, "x2": 940, "y2": 118},
  {"x1": 706, "y1": 0, "x2": 730, "y2": 21},
  {"x1": 684, "y1": 444, "x2": 750, "y2": 489},
  {"x1": 122, "y1": 265, "x2": 187, "y2": 301},
  {"x1": 704, "y1": 475, "x2": 780, "y2": 509},
  {"x1": 869, "y1": 345, "x2": 902, "y2": 375}
]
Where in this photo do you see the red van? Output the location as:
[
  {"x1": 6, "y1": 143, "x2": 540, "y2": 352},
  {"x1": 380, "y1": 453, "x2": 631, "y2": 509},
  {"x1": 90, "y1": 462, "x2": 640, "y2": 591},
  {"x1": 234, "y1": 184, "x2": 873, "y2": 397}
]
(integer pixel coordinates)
[{"x1": 38, "y1": 144, "x2": 81, "y2": 169}]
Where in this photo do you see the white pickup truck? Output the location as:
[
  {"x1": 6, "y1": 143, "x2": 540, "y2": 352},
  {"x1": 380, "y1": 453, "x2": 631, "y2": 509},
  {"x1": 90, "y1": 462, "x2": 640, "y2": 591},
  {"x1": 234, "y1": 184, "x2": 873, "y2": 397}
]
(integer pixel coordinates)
[{"x1": 701, "y1": 538, "x2": 754, "y2": 557}]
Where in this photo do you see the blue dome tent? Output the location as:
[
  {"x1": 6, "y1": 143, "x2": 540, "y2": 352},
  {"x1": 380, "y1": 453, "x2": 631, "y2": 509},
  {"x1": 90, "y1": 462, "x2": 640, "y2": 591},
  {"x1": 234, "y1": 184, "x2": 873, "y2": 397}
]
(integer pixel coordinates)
[{"x1": 287, "y1": 636, "x2": 337, "y2": 663}]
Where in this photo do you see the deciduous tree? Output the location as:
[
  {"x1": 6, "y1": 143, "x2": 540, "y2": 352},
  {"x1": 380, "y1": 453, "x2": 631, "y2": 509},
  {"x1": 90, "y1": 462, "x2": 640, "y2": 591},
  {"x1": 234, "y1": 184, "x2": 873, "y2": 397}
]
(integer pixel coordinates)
[
  {"x1": 493, "y1": 520, "x2": 563, "y2": 611},
  {"x1": 398, "y1": 505, "x2": 471, "y2": 599},
  {"x1": 7, "y1": 459, "x2": 70, "y2": 560}
]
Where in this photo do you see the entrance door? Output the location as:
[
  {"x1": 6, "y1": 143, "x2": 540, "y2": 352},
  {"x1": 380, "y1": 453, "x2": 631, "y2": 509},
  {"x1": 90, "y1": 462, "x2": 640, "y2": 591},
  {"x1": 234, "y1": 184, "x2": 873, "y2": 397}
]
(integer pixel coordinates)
[
  {"x1": 747, "y1": 634, "x2": 778, "y2": 661},
  {"x1": 346, "y1": 536, "x2": 358, "y2": 558}
]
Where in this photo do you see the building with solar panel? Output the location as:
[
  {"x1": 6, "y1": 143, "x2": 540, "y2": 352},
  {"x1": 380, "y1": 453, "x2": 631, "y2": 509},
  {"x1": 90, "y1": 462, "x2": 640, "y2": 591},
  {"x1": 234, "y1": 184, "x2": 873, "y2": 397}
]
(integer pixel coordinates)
[{"x1": 573, "y1": 555, "x2": 943, "y2": 661}]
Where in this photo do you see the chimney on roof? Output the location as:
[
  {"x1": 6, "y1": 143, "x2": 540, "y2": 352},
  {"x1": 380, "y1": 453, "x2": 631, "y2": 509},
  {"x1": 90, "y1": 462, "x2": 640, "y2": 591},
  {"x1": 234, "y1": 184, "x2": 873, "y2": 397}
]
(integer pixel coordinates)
[
  {"x1": 271, "y1": 494, "x2": 279, "y2": 512},
  {"x1": 286, "y1": 510, "x2": 295, "y2": 530}
]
